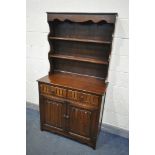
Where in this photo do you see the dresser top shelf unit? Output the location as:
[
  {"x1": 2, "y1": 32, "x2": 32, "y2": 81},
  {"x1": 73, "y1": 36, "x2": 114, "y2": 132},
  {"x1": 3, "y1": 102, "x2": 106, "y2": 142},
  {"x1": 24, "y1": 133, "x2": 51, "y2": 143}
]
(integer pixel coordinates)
[{"x1": 47, "y1": 12, "x2": 117, "y2": 93}]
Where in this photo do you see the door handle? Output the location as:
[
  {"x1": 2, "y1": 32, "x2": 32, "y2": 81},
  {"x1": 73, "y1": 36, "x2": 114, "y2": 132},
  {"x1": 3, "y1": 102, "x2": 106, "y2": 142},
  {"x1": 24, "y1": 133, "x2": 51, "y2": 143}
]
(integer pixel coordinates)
[
  {"x1": 66, "y1": 115, "x2": 69, "y2": 119},
  {"x1": 63, "y1": 114, "x2": 69, "y2": 119}
]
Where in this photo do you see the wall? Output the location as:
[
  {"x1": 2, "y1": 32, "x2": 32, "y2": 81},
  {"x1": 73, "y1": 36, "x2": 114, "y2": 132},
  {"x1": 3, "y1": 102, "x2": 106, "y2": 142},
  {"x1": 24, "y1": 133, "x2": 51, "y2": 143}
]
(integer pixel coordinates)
[{"x1": 26, "y1": 0, "x2": 129, "y2": 130}]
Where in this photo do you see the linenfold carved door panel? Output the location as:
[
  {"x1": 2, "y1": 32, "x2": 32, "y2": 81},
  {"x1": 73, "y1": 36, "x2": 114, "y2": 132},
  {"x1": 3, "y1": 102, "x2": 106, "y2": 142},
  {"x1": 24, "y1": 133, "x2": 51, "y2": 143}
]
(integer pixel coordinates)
[
  {"x1": 43, "y1": 98, "x2": 65, "y2": 130},
  {"x1": 68, "y1": 105, "x2": 92, "y2": 138}
]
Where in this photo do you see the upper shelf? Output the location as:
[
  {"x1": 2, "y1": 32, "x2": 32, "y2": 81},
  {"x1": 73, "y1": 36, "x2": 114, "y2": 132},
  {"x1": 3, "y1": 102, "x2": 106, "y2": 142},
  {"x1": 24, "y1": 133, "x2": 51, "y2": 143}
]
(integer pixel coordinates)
[
  {"x1": 49, "y1": 37, "x2": 111, "y2": 44},
  {"x1": 49, "y1": 54, "x2": 109, "y2": 65},
  {"x1": 47, "y1": 13, "x2": 117, "y2": 24}
]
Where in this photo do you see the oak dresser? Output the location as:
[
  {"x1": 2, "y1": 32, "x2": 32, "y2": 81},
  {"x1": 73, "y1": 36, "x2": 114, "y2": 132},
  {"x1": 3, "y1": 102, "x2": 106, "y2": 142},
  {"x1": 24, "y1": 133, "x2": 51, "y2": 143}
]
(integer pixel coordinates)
[{"x1": 37, "y1": 13, "x2": 117, "y2": 149}]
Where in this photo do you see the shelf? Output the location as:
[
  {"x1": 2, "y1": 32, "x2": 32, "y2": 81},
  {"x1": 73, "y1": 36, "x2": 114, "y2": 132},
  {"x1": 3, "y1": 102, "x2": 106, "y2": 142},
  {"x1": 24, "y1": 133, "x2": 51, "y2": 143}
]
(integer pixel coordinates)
[
  {"x1": 49, "y1": 54, "x2": 108, "y2": 65},
  {"x1": 49, "y1": 37, "x2": 111, "y2": 44},
  {"x1": 38, "y1": 71, "x2": 107, "y2": 95}
]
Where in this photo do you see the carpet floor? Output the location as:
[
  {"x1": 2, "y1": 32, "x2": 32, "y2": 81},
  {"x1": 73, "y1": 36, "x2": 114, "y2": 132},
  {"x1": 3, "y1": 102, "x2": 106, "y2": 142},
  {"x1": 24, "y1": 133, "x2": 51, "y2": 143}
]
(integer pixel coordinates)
[{"x1": 26, "y1": 108, "x2": 129, "y2": 155}]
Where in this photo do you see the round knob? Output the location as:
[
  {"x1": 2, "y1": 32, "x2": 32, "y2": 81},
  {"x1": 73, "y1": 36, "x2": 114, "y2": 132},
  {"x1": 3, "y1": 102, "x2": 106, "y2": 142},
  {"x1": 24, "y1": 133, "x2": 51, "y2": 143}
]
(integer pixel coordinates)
[
  {"x1": 63, "y1": 114, "x2": 69, "y2": 119},
  {"x1": 66, "y1": 115, "x2": 69, "y2": 119}
]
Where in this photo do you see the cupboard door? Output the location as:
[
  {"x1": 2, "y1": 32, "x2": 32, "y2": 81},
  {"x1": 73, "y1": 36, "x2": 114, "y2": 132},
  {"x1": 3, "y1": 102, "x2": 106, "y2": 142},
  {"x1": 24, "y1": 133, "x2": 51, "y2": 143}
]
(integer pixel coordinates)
[
  {"x1": 42, "y1": 97, "x2": 65, "y2": 130},
  {"x1": 68, "y1": 105, "x2": 92, "y2": 138}
]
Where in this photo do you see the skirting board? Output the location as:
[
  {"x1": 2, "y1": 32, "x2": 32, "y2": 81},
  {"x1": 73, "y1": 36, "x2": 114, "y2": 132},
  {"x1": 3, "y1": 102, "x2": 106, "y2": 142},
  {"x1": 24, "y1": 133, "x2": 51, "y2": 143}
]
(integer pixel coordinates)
[
  {"x1": 27, "y1": 101, "x2": 39, "y2": 111},
  {"x1": 26, "y1": 101, "x2": 129, "y2": 139},
  {"x1": 101, "y1": 123, "x2": 129, "y2": 139}
]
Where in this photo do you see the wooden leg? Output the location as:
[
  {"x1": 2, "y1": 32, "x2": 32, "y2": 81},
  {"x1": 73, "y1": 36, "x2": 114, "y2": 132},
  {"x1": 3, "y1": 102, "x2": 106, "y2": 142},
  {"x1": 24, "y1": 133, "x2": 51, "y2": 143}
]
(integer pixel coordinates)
[
  {"x1": 91, "y1": 141, "x2": 97, "y2": 150},
  {"x1": 92, "y1": 144, "x2": 96, "y2": 150}
]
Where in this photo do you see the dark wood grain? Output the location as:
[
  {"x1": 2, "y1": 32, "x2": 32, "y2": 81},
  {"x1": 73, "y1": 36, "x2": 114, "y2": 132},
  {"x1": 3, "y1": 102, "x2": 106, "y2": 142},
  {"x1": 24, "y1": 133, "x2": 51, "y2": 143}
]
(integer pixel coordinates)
[
  {"x1": 49, "y1": 36, "x2": 111, "y2": 44},
  {"x1": 49, "y1": 21, "x2": 114, "y2": 42},
  {"x1": 53, "y1": 59, "x2": 108, "y2": 79},
  {"x1": 47, "y1": 12, "x2": 117, "y2": 24},
  {"x1": 69, "y1": 105, "x2": 92, "y2": 137},
  {"x1": 38, "y1": 71, "x2": 107, "y2": 95},
  {"x1": 38, "y1": 13, "x2": 117, "y2": 149},
  {"x1": 49, "y1": 54, "x2": 108, "y2": 65},
  {"x1": 51, "y1": 40, "x2": 111, "y2": 61}
]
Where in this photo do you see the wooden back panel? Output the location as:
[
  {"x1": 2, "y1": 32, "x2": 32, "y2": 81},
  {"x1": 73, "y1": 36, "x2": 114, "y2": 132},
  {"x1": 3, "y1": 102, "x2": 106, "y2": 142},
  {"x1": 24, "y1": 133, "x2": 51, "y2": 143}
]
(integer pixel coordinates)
[
  {"x1": 53, "y1": 59, "x2": 108, "y2": 78},
  {"x1": 49, "y1": 20, "x2": 114, "y2": 42}
]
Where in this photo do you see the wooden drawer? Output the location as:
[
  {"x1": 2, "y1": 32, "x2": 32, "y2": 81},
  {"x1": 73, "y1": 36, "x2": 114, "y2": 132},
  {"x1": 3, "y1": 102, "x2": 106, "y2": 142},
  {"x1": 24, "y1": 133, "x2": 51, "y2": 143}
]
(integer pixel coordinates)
[
  {"x1": 40, "y1": 84, "x2": 67, "y2": 98},
  {"x1": 67, "y1": 90, "x2": 99, "y2": 107}
]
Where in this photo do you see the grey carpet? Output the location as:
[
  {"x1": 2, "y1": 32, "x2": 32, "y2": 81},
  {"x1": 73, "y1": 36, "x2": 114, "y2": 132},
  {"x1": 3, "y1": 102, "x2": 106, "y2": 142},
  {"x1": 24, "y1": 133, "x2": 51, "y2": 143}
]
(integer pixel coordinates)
[{"x1": 26, "y1": 108, "x2": 129, "y2": 155}]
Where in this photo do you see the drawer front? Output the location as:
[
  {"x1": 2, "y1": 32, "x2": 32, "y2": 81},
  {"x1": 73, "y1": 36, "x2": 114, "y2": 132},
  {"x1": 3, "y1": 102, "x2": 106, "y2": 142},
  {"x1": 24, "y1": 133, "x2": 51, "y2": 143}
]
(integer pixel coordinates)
[
  {"x1": 67, "y1": 90, "x2": 99, "y2": 106},
  {"x1": 40, "y1": 84, "x2": 67, "y2": 98}
]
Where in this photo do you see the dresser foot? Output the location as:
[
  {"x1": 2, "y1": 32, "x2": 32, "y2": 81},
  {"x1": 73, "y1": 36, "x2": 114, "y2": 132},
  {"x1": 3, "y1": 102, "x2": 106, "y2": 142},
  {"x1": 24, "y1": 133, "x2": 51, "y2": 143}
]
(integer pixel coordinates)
[
  {"x1": 40, "y1": 125, "x2": 44, "y2": 131},
  {"x1": 92, "y1": 145, "x2": 96, "y2": 150}
]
